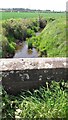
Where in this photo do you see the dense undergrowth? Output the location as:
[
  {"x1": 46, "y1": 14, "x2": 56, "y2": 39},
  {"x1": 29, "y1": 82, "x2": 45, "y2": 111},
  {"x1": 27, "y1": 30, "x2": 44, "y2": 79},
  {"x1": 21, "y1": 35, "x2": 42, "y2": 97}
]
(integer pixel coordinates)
[
  {"x1": 2, "y1": 81, "x2": 68, "y2": 119},
  {"x1": 1, "y1": 18, "x2": 39, "y2": 57},
  {"x1": 0, "y1": 17, "x2": 47, "y2": 57}
]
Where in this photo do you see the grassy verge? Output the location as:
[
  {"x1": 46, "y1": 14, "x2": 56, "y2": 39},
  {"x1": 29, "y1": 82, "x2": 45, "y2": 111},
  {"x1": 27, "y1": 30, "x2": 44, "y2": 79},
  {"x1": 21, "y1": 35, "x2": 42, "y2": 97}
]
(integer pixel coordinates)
[{"x1": 2, "y1": 81, "x2": 68, "y2": 119}]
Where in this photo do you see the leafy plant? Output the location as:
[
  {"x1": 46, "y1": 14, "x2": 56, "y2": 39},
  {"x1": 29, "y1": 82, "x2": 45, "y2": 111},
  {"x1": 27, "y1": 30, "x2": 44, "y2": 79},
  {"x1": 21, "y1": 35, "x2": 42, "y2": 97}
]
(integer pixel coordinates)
[{"x1": 26, "y1": 29, "x2": 35, "y2": 38}]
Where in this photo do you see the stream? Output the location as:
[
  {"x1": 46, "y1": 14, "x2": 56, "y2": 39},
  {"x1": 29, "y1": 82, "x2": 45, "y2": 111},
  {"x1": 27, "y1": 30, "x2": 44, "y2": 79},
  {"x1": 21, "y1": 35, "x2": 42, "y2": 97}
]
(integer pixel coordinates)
[{"x1": 13, "y1": 31, "x2": 41, "y2": 58}]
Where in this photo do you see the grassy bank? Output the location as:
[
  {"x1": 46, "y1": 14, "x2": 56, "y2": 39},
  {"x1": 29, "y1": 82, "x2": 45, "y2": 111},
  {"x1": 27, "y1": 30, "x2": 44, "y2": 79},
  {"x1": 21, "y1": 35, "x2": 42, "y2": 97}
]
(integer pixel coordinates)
[
  {"x1": 2, "y1": 81, "x2": 68, "y2": 119},
  {"x1": 28, "y1": 16, "x2": 67, "y2": 57}
]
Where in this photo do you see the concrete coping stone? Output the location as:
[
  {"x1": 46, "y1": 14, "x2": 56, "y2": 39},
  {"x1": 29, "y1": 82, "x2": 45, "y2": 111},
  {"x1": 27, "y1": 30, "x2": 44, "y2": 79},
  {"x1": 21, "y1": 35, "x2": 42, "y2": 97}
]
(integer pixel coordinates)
[{"x1": 0, "y1": 58, "x2": 68, "y2": 71}]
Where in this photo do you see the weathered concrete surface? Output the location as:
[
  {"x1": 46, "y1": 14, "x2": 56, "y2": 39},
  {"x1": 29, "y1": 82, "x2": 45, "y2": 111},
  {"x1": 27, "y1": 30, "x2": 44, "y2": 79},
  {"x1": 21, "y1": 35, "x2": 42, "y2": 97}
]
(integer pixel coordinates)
[
  {"x1": 1, "y1": 58, "x2": 68, "y2": 95},
  {"x1": 0, "y1": 58, "x2": 68, "y2": 71}
]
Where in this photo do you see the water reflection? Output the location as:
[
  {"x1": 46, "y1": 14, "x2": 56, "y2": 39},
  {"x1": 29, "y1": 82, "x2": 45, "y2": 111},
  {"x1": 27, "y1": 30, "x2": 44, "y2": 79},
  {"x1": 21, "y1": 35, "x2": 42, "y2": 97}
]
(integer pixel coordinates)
[{"x1": 13, "y1": 41, "x2": 38, "y2": 58}]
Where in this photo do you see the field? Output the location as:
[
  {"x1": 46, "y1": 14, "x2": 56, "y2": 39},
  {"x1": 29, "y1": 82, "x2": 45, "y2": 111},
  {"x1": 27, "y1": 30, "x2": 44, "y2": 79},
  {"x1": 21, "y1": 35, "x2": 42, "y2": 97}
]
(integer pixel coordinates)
[{"x1": 0, "y1": 11, "x2": 65, "y2": 20}]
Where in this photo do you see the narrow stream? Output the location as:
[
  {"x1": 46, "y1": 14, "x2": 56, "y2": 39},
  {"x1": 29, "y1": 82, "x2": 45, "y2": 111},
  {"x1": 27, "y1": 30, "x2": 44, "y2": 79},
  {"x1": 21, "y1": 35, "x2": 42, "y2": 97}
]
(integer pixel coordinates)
[
  {"x1": 13, "y1": 31, "x2": 41, "y2": 58},
  {"x1": 13, "y1": 41, "x2": 38, "y2": 58}
]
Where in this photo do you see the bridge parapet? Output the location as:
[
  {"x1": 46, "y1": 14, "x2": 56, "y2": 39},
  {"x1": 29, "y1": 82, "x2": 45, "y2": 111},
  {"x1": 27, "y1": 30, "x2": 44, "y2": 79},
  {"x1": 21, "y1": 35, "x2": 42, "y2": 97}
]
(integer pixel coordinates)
[{"x1": 0, "y1": 58, "x2": 68, "y2": 95}]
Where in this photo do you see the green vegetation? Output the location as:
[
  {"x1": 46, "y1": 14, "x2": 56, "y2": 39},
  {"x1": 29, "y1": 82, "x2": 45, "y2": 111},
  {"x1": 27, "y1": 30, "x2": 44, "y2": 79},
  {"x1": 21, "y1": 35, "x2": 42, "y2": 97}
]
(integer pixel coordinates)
[
  {"x1": 0, "y1": 12, "x2": 65, "y2": 20},
  {"x1": 1, "y1": 11, "x2": 67, "y2": 119},
  {"x1": 0, "y1": 11, "x2": 67, "y2": 57},
  {"x1": 28, "y1": 17, "x2": 67, "y2": 57},
  {"x1": 2, "y1": 81, "x2": 68, "y2": 119},
  {"x1": 1, "y1": 18, "x2": 40, "y2": 57},
  {"x1": 28, "y1": 40, "x2": 33, "y2": 49}
]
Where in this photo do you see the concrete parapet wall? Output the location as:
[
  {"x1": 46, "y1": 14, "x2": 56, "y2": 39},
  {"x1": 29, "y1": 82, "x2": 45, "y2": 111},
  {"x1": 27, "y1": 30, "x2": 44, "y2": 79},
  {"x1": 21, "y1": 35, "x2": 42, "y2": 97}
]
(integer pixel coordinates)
[{"x1": 0, "y1": 58, "x2": 68, "y2": 95}]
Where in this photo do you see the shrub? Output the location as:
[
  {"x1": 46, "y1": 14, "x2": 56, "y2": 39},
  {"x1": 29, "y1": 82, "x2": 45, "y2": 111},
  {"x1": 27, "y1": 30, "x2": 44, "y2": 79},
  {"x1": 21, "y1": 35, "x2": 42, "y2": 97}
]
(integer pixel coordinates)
[
  {"x1": 39, "y1": 17, "x2": 47, "y2": 28},
  {"x1": 6, "y1": 43, "x2": 15, "y2": 54},
  {"x1": 2, "y1": 18, "x2": 39, "y2": 42},
  {"x1": 1, "y1": 35, "x2": 9, "y2": 57},
  {"x1": 11, "y1": 41, "x2": 16, "y2": 48},
  {"x1": 28, "y1": 40, "x2": 33, "y2": 49},
  {"x1": 13, "y1": 25, "x2": 27, "y2": 41},
  {"x1": 26, "y1": 29, "x2": 35, "y2": 38},
  {"x1": 31, "y1": 26, "x2": 39, "y2": 32},
  {"x1": 1, "y1": 35, "x2": 9, "y2": 48}
]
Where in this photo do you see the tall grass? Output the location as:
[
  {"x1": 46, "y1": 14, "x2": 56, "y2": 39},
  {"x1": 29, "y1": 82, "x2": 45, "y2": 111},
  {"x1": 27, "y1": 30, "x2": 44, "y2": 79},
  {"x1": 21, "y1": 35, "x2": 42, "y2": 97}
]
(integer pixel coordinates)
[
  {"x1": 29, "y1": 17, "x2": 67, "y2": 57},
  {"x1": 2, "y1": 81, "x2": 68, "y2": 119}
]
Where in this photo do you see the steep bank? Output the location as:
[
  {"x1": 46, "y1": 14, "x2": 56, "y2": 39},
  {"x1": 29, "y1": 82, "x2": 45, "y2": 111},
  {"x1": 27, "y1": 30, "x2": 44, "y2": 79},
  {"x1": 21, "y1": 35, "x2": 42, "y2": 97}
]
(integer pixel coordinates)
[{"x1": 29, "y1": 17, "x2": 67, "y2": 57}]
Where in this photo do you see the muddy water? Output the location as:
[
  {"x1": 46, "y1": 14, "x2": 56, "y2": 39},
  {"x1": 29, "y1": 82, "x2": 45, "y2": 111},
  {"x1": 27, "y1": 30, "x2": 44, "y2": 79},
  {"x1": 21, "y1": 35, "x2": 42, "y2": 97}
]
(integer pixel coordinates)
[
  {"x1": 13, "y1": 31, "x2": 41, "y2": 58},
  {"x1": 13, "y1": 41, "x2": 38, "y2": 58}
]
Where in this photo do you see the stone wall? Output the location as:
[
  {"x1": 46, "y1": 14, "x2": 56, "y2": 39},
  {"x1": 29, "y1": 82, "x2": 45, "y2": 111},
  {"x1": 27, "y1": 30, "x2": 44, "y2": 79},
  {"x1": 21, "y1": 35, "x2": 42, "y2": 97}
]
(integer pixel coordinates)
[{"x1": 0, "y1": 58, "x2": 68, "y2": 95}]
